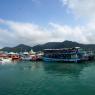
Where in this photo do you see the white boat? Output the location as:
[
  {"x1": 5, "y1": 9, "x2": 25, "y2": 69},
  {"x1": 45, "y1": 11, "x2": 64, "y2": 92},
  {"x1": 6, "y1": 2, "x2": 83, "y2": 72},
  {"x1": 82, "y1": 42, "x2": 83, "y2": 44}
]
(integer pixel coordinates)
[
  {"x1": 21, "y1": 52, "x2": 32, "y2": 61},
  {"x1": 0, "y1": 58, "x2": 12, "y2": 64},
  {"x1": 36, "y1": 52, "x2": 44, "y2": 60},
  {"x1": 21, "y1": 56, "x2": 32, "y2": 61}
]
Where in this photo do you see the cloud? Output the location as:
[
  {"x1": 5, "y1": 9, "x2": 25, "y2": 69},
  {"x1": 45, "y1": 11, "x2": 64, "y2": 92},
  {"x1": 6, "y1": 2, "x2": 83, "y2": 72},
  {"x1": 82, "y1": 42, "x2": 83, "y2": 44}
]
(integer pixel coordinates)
[
  {"x1": 0, "y1": 18, "x2": 5, "y2": 24},
  {"x1": 0, "y1": 1, "x2": 95, "y2": 48},
  {"x1": 32, "y1": 0, "x2": 41, "y2": 5},
  {"x1": 0, "y1": 29, "x2": 16, "y2": 47},
  {"x1": 0, "y1": 18, "x2": 95, "y2": 48},
  {"x1": 0, "y1": 19, "x2": 52, "y2": 47},
  {"x1": 58, "y1": 0, "x2": 95, "y2": 44},
  {"x1": 61, "y1": 0, "x2": 95, "y2": 18},
  {"x1": 49, "y1": 23, "x2": 88, "y2": 43}
]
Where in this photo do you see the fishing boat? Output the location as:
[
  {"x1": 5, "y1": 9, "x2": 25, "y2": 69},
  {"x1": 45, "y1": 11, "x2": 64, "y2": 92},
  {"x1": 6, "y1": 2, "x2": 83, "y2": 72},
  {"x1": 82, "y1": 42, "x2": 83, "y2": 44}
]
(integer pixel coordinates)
[{"x1": 43, "y1": 47, "x2": 87, "y2": 62}]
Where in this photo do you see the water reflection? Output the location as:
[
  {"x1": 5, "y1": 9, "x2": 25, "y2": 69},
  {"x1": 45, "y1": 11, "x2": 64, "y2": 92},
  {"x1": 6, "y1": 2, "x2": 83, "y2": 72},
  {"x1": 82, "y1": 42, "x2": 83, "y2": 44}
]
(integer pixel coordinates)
[
  {"x1": 0, "y1": 61, "x2": 92, "y2": 78},
  {"x1": 17, "y1": 61, "x2": 44, "y2": 71},
  {"x1": 42, "y1": 62, "x2": 90, "y2": 77},
  {"x1": 0, "y1": 61, "x2": 95, "y2": 95}
]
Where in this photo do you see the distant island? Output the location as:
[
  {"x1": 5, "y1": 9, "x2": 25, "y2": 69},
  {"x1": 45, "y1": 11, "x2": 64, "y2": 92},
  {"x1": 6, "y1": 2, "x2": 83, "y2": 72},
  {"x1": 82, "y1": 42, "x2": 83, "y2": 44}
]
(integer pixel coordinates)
[{"x1": 1, "y1": 40, "x2": 95, "y2": 52}]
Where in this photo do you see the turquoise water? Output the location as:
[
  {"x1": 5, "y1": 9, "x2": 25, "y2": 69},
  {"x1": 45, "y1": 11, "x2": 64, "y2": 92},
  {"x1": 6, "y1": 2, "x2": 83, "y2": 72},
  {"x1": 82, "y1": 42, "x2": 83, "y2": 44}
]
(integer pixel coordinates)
[{"x1": 0, "y1": 61, "x2": 95, "y2": 95}]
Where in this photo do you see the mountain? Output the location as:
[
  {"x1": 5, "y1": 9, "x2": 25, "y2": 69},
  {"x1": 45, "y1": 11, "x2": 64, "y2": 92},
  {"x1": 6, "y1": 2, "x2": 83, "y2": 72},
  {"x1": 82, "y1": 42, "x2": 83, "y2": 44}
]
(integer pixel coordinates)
[
  {"x1": 14, "y1": 44, "x2": 32, "y2": 52},
  {"x1": 1, "y1": 40, "x2": 95, "y2": 52},
  {"x1": 1, "y1": 47, "x2": 12, "y2": 52},
  {"x1": 32, "y1": 42, "x2": 62, "y2": 51},
  {"x1": 32, "y1": 41, "x2": 82, "y2": 51},
  {"x1": 32, "y1": 40, "x2": 95, "y2": 51},
  {"x1": 1, "y1": 44, "x2": 32, "y2": 52}
]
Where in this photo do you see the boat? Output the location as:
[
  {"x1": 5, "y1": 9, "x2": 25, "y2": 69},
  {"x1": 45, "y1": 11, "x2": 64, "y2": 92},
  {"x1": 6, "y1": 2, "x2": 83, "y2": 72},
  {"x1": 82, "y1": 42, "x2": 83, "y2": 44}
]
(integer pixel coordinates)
[
  {"x1": 43, "y1": 47, "x2": 87, "y2": 62},
  {"x1": 36, "y1": 51, "x2": 44, "y2": 61},
  {"x1": 8, "y1": 52, "x2": 21, "y2": 60},
  {"x1": 0, "y1": 57, "x2": 12, "y2": 64},
  {"x1": 21, "y1": 52, "x2": 32, "y2": 61},
  {"x1": 29, "y1": 50, "x2": 38, "y2": 61}
]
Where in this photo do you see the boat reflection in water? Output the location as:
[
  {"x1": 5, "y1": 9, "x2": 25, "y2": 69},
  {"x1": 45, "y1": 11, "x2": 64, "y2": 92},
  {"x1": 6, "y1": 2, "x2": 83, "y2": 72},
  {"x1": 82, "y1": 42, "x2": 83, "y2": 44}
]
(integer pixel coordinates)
[
  {"x1": 42, "y1": 62, "x2": 89, "y2": 77},
  {"x1": 0, "y1": 58, "x2": 12, "y2": 64}
]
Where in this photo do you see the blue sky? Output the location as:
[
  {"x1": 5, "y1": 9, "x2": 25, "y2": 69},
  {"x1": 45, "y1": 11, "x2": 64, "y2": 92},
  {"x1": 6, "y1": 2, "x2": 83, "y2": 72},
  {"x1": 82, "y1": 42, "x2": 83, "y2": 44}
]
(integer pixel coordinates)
[
  {"x1": 0, "y1": 0, "x2": 83, "y2": 26},
  {"x1": 0, "y1": 0, "x2": 95, "y2": 47}
]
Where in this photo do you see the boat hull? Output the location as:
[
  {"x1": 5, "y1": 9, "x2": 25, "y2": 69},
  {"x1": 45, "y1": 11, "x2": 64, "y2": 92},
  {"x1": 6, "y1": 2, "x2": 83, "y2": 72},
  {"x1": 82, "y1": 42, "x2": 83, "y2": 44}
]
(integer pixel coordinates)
[{"x1": 43, "y1": 57, "x2": 81, "y2": 63}]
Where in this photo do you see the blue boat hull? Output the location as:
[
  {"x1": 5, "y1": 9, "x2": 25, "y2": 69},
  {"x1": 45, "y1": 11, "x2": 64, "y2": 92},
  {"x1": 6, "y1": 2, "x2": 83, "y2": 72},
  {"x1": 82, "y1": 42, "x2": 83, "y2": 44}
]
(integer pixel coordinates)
[{"x1": 43, "y1": 57, "x2": 81, "y2": 62}]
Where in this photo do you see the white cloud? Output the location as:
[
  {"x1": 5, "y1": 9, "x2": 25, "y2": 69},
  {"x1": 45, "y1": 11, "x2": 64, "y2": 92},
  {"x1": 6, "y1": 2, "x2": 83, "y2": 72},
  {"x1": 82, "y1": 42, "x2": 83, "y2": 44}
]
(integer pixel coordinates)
[
  {"x1": 0, "y1": 18, "x2": 5, "y2": 24},
  {"x1": 61, "y1": 0, "x2": 95, "y2": 18},
  {"x1": 32, "y1": 0, "x2": 41, "y2": 5},
  {"x1": 0, "y1": 29, "x2": 16, "y2": 47},
  {"x1": 0, "y1": 19, "x2": 52, "y2": 47},
  {"x1": 49, "y1": 22, "x2": 88, "y2": 43},
  {"x1": 0, "y1": 18, "x2": 95, "y2": 48},
  {"x1": 58, "y1": 0, "x2": 95, "y2": 44}
]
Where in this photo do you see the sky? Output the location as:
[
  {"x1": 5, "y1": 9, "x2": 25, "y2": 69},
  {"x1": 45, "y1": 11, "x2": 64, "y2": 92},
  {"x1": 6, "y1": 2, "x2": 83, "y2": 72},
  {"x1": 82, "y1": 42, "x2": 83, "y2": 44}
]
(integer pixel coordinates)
[{"x1": 0, "y1": 0, "x2": 95, "y2": 48}]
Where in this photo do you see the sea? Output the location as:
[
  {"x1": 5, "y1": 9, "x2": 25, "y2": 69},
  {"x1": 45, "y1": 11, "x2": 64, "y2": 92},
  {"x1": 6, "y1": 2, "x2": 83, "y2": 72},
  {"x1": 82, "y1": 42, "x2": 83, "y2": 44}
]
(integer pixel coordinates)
[{"x1": 0, "y1": 61, "x2": 95, "y2": 95}]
